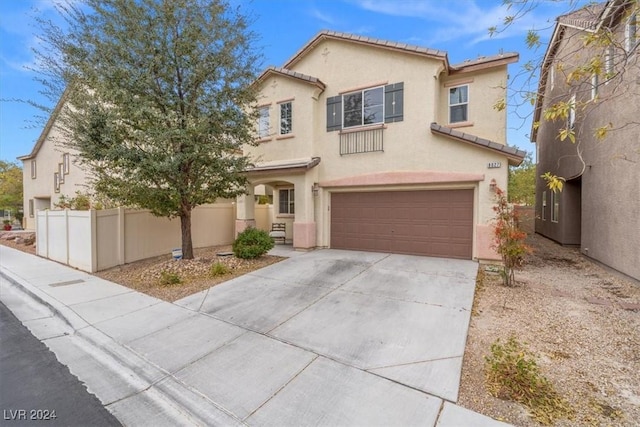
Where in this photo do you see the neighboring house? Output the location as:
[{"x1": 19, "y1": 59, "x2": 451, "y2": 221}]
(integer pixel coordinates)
[
  {"x1": 532, "y1": 0, "x2": 640, "y2": 279},
  {"x1": 237, "y1": 30, "x2": 524, "y2": 260},
  {"x1": 18, "y1": 94, "x2": 91, "y2": 230}
]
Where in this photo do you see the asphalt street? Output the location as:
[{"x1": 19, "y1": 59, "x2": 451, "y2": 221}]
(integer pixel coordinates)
[{"x1": 0, "y1": 300, "x2": 121, "y2": 427}]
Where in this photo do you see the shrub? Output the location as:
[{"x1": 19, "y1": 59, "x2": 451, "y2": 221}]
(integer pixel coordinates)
[
  {"x1": 492, "y1": 187, "x2": 531, "y2": 286},
  {"x1": 158, "y1": 270, "x2": 181, "y2": 286},
  {"x1": 232, "y1": 227, "x2": 274, "y2": 259},
  {"x1": 485, "y1": 336, "x2": 573, "y2": 425},
  {"x1": 210, "y1": 262, "x2": 230, "y2": 277}
]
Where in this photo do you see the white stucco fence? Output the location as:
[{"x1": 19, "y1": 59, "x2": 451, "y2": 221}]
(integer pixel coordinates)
[{"x1": 36, "y1": 204, "x2": 237, "y2": 273}]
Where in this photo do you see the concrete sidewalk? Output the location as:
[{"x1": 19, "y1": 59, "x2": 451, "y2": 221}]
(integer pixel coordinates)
[{"x1": 0, "y1": 245, "x2": 511, "y2": 426}]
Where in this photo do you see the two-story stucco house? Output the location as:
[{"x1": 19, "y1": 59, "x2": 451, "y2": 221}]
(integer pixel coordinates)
[
  {"x1": 236, "y1": 31, "x2": 525, "y2": 260},
  {"x1": 18, "y1": 93, "x2": 91, "y2": 230},
  {"x1": 532, "y1": 0, "x2": 639, "y2": 280}
]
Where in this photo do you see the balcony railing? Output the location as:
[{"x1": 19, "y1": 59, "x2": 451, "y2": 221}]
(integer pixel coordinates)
[{"x1": 340, "y1": 127, "x2": 384, "y2": 155}]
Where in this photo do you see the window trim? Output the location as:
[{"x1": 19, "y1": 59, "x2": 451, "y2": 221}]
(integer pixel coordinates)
[
  {"x1": 31, "y1": 160, "x2": 37, "y2": 179},
  {"x1": 29, "y1": 199, "x2": 34, "y2": 218},
  {"x1": 277, "y1": 187, "x2": 295, "y2": 216},
  {"x1": 567, "y1": 94, "x2": 576, "y2": 130},
  {"x1": 58, "y1": 163, "x2": 65, "y2": 184},
  {"x1": 448, "y1": 84, "x2": 469, "y2": 124},
  {"x1": 342, "y1": 85, "x2": 385, "y2": 129},
  {"x1": 605, "y1": 44, "x2": 614, "y2": 83},
  {"x1": 626, "y1": 11, "x2": 638, "y2": 52},
  {"x1": 279, "y1": 101, "x2": 293, "y2": 135},
  {"x1": 551, "y1": 191, "x2": 559, "y2": 223},
  {"x1": 63, "y1": 153, "x2": 70, "y2": 175},
  {"x1": 258, "y1": 105, "x2": 270, "y2": 139},
  {"x1": 542, "y1": 191, "x2": 547, "y2": 221},
  {"x1": 54, "y1": 172, "x2": 60, "y2": 193}
]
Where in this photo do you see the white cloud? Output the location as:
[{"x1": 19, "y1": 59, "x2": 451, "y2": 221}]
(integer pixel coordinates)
[
  {"x1": 348, "y1": 0, "x2": 559, "y2": 47},
  {"x1": 309, "y1": 7, "x2": 339, "y2": 26}
]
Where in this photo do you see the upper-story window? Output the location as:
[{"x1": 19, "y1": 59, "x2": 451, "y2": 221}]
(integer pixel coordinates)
[
  {"x1": 605, "y1": 44, "x2": 614, "y2": 82},
  {"x1": 449, "y1": 85, "x2": 469, "y2": 123},
  {"x1": 567, "y1": 94, "x2": 576, "y2": 130},
  {"x1": 626, "y1": 10, "x2": 638, "y2": 52},
  {"x1": 54, "y1": 172, "x2": 60, "y2": 193},
  {"x1": 63, "y1": 153, "x2": 70, "y2": 175},
  {"x1": 30, "y1": 160, "x2": 37, "y2": 179},
  {"x1": 258, "y1": 106, "x2": 270, "y2": 138},
  {"x1": 326, "y1": 82, "x2": 403, "y2": 132},
  {"x1": 343, "y1": 86, "x2": 384, "y2": 128},
  {"x1": 279, "y1": 102, "x2": 292, "y2": 135}
]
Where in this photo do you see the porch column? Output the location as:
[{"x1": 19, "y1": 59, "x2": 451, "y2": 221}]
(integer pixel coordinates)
[
  {"x1": 235, "y1": 186, "x2": 256, "y2": 236},
  {"x1": 293, "y1": 173, "x2": 317, "y2": 250}
]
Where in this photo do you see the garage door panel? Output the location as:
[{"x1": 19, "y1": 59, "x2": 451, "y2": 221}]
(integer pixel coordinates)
[{"x1": 331, "y1": 190, "x2": 473, "y2": 259}]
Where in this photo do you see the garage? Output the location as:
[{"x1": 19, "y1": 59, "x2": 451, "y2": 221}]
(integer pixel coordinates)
[{"x1": 330, "y1": 189, "x2": 474, "y2": 259}]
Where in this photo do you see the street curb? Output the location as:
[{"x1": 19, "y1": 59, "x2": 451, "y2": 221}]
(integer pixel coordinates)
[{"x1": 0, "y1": 265, "x2": 245, "y2": 427}]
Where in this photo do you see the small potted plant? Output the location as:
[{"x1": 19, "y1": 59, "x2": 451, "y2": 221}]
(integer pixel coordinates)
[{"x1": 3, "y1": 220, "x2": 12, "y2": 231}]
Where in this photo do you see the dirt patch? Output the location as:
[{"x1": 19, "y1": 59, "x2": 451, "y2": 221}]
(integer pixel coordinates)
[
  {"x1": 95, "y1": 245, "x2": 284, "y2": 302},
  {"x1": 1, "y1": 238, "x2": 283, "y2": 302},
  {"x1": 459, "y1": 229, "x2": 640, "y2": 426},
  {"x1": 0, "y1": 231, "x2": 36, "y2": 255}
]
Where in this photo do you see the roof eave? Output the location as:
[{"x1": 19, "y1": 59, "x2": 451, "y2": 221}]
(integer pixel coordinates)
[
  {"x1": 449, "y1": 53, "x2": 519, "y2": 75},
  {"x1": 17, "y1": 89, "x2": 69, "y2": 162},
  {"x1": 430, "y1": 123, "x2": 525, "y2": 166},
  {"x1": 253, "y1": 67, "x2": 326, "y2": 91},
  {"x1": 283, "y1": 30, "x2": 448, "y2": 70}
]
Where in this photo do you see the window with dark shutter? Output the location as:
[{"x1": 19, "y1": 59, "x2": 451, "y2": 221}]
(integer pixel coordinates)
[
  {"x1": 326, "y1": 96, "x2": 342, "y2": 131},
  {"x1": 384, "y1": 82, "x2": 404, "y2": 123},
  {"x1": 326, "y1": 82, "x2": 404, "y2": 132}
]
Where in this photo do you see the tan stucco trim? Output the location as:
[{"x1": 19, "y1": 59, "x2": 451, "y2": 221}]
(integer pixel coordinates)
[
  {"x1": 277, "y1": 97, "x2": 295, "y2": 104},
  {"x1": 339, "y1": 81, "x2": 389, "y2": 94},
  {"x1": 338, "y1": 123, "x2": 386, "y2": 134},
  {"x1": 319, "y1": 171, "x2": 484, "y2": 188},
  {"x1": 444, "y1": 78, "x2": 474, "y2": 87}
]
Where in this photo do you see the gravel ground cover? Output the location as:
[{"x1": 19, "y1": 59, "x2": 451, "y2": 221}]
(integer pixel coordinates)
[{"x1": 458, "y1": 230, "x2": 640, "y2": 426}]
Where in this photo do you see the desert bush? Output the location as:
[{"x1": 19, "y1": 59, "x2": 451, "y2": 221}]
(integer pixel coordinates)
[
  {"x1": 210, "y1": 262, "x2": 230, "y2": 277},
  {"x1": 485, "y1": 336, "x2": 573, "y2": 425},
  {"x1": 158, "y1": 270, "x2": 181, "y2": 286},
  {"x1": 232, "y1": 227, "x2": 274, "y2": 259}
]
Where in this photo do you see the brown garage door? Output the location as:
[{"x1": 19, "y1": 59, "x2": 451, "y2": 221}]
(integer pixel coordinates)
[{"x1": 331, "y1": 189, "x2": 473, "y2": 259}]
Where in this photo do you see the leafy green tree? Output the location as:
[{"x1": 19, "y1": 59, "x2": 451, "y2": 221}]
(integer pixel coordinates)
[
  {"x1": 0, "y1": 161, "x2": 23, "y2": 218},
  {"x1": 34, "y1": 0, "x2": 262, "y2": 259},
  {"x1": 508, "y1": 152, "x2": 535, "y2": 205}
]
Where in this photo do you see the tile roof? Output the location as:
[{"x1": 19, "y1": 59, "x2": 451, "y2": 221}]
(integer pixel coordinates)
[
  {"x1": 450, "y1": 52, "x2": 519, "y2": 71},
  {"x1": 245, "y1": 157, "x2": 321, "y2": 174},
  {"x1": 255, "y1": 66, "x2": 326, "y2": 89},
  {"x1": 557, "y1": 3, "x2": 606, "y2": 29},
  {"x1": 430, "y1": 123, "x2": 526, "y2": 165},
  {"x1": 284, "y1": 30, "x2": 448, "y2": 69}
]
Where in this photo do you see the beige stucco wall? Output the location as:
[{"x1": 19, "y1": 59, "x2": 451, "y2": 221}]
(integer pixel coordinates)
[
  {"x1": 21, "y1": 114, "x2": 90, "y2": 230},
  {"x1": 439, "y1": 68, "x2": 509, "y2": 144},
  {"x1": 245, "y1": 37, "x2": 513, "y2": 259}
]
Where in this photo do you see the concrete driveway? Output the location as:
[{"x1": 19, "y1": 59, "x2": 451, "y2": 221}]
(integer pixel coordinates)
[
  {"x1": 1, "y1": 245, "x2": 499, "y2": 426},
  {"x1": 175, "y1": 249, "x2": 478, "y2": 421}
]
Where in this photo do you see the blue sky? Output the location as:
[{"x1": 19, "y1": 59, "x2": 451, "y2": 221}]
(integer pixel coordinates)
[{"x1": 0, "y1": 0, "x2": 582, "y2": 164}]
